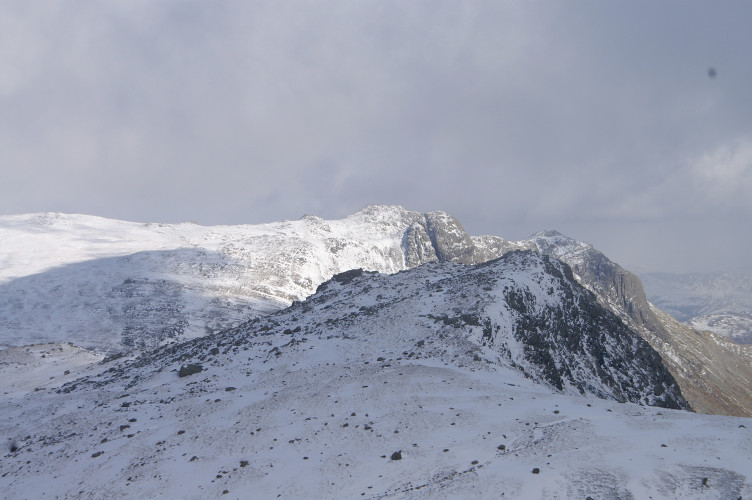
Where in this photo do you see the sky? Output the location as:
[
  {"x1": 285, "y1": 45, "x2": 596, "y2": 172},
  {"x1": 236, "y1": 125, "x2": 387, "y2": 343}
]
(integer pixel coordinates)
[{"x1": 1, "y1": 1, "x2": 751, "y2": 274}]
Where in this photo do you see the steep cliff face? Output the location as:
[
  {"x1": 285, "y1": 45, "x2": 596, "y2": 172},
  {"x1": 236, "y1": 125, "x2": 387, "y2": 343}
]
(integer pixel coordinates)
[
  {"x1": 526, "y1": 230, "x2": 752, "y2": 417},
  {"x1": 402, "y1": 221, "x2": 438, "y2": 267},
  {"x1": 528, "y1": 231, "x2": 660, "y2": 333},
  {"x1": 400, "y1": 211, "x2": 532, "y2": 267},
  {"x1": 422, "y1": 211, "x2": 478, "y2": 264}
]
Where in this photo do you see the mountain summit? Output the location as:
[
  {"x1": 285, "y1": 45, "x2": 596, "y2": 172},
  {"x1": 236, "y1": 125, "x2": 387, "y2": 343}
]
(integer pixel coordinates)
[{"x1": 0, "y1": 206, "x2": 520, "y2": 351}]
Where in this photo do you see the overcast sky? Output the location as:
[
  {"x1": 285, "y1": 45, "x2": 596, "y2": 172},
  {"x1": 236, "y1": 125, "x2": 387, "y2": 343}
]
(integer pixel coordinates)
[{"x1": 1, "y1": 1, "x2": 751, "y2": 274}]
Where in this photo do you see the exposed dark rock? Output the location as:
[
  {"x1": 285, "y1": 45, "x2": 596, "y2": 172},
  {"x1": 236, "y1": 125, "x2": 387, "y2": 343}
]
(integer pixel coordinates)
[
  {"x1": 528, "y1": 231, "x2": 752, "y2": 416},
  {"x1": 403, "y1": 221, "x2": 438, "y2": 267},
  {"x1": 178, "y1": 364, "x2": 203, "y2": 378},
  {"x1": 401, "y1": 211, "x2": 484, "y2": 266},
  {"x1": 423, "y1": 212, "x2": 477, "y2": 265}
]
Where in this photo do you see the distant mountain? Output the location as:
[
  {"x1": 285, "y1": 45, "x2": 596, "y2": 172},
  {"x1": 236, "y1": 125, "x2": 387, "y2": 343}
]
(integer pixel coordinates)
[
  {"x1": 7, "y1": 251, "x2": 739, "y2": 499},
  {"x1": 640, "y1": 272, "x2": 752, "y2": 344},
  {"x1": 687, "y1": 312, "x2": 752, "y2": 344},
  {"x1": 0, "y1": 207, "x2": 527, "y2": 352}
]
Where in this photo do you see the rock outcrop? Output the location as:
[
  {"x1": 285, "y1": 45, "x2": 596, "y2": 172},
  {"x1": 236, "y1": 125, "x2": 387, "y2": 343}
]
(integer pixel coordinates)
[{"x1": 526, "y1": 231, "x2": 752, "y2": 417}]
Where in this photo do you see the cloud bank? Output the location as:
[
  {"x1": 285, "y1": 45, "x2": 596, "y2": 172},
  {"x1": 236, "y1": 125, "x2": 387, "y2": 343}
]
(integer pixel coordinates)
[{"x1": 1, "y1": 1, "x2": 751, "y2": 273}]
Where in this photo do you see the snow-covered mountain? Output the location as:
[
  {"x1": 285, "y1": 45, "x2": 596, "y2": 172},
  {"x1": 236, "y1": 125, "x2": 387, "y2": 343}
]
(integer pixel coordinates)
[
  {"x1": 2, "y1": 206, "x2": 752, "y2": 418},
  {"x1": 640, "y1": 272, "x2": 752, "y2": 344},
  {"x1": 2, "y1": 206, "x2": 752, "y2": 497},
  {"x1": 640, "y1": 272, "x2": 752, "y2": 322},
  {"x1": 0, "y1": 207, "x2": 523, "y2": 352},
  {"x1": 8, "y1": 252, "x2": 749, "y2": 499},
  {"x1": 688, "y1": 312, "x2": 752, "y2": 344}
]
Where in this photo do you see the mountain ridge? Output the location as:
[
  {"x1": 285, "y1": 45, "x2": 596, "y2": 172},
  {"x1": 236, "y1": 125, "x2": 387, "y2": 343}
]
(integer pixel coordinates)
[
  {"x1": 7, "y1": 249, "x2": 738, "y2": 499},
  {"x1": 523, "y1": 231, "x2": 752, "y2": 417},
  {"x1": 0, "y1": 206, "x2": 523, "y2": 351},
  {"x1": 2, "y1": 205, "x2": 752, "y2": 417},
  {"x1": 3, "y1": 205, "x2": 752, "y2": 497}
]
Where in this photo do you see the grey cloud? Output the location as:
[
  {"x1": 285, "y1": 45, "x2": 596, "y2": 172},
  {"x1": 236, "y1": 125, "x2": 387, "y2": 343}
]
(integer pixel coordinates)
[{"x1": 0, "y1": 1, "x2": 751, "y2": 273}]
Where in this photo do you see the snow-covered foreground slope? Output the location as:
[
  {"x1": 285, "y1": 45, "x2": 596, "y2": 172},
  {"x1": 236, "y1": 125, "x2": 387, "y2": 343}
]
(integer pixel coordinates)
[
  {"x1": 4, "y1": 361, "x2": 750, "y2": 499},
  {"x1": 0, "y1": 343, "x2": 105, "y2": 396},
  {"x1": 1, "y1": 255, "x2": 748, "y2": 499}
]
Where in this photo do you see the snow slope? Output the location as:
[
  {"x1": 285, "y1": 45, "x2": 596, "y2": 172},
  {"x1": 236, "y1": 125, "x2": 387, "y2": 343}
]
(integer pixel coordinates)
[
  {"x1": 0, "y1": 343, "x2": 104, "y2": 396},
  {"x1": 0, "y1": 207, "x2": 458, "y2": 351},
  {"x1": 1, "y1": 253, "x2": 748, "y2": 499},
  {"x1": 688, "y1": 311, "x2": 752, "y2": 344}
]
